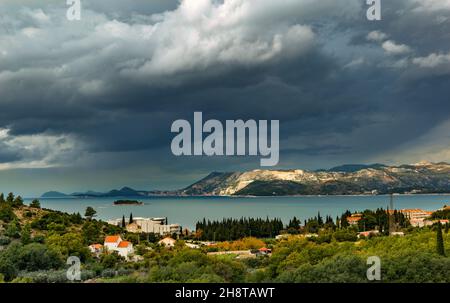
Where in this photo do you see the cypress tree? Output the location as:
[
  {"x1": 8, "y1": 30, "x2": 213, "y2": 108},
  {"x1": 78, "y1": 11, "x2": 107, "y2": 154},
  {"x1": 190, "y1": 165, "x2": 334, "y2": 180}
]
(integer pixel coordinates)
[
  {"x1": 6, "y1": 192, "x2": 14, "y2": 205},
  {"x1": 445, "y1": 223, "x2": 449, "y2": 234},
  {"x1": 436, "y1": 222, "x2": 446, "y2": 256},
  {"x1": 30, "y1": 199, "x2": 41, "y2": 209},
  {"x1": 12, "y1": 195, "x2": 24, "y2": 208},
  {"x1": 122, "y1": 215, "x2": 126, "y2": 228},
  {"x1": 317, "y1": 212, "x2": 323, "y2": 226},
  {"x1": 129, "y1": 213, "x2": 133, "y2": 224}
]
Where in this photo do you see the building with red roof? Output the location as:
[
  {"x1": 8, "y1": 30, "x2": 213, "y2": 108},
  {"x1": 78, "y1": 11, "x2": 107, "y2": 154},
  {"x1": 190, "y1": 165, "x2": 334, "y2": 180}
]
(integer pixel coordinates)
[{"x1": 101, "y1": 235, "x2": 134, "y2": 259}]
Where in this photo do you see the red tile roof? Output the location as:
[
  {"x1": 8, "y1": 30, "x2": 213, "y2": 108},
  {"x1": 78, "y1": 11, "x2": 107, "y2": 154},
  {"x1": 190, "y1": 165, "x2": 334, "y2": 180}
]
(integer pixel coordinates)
[
  {"x1": 105, "y1": 235, "x2": 121, "y2": 243},
  {"x1": 117, "y1": 241, "x2": 131, "y2": 248},
  {"x1": 347, "y1": 217, "x2": 361, "y2": 222}
]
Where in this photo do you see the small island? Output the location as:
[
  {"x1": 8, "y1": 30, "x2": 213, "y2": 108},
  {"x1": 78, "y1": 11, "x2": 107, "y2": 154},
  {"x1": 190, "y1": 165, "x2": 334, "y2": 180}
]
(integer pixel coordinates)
[{"x1": 113, "y1": 199, "x2": 144, "y2": 206}]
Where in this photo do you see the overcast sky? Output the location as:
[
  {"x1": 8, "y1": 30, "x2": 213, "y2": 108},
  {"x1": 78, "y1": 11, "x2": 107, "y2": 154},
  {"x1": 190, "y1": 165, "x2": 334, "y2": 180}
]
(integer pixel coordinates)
[{"x1": 0, "y1": 0, "x2": 450, "y2": 196}]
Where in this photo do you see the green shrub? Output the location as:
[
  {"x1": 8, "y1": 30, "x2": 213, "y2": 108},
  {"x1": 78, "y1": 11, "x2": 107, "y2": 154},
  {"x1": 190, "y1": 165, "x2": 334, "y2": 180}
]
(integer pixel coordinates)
[
  {"x1": 333, "y1": 230, "x2": 358, "y2": 242},
  {"x1": 0, "y1": 236, "x2": 11, "y2": 246}
]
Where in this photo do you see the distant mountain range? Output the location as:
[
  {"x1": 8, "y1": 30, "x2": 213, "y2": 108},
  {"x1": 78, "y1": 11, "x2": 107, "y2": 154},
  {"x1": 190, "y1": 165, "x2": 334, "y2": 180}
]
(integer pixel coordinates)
[
  {"x1": 180, "y1": 161, "x2": 450, "y2": 196},
  {"x1": 41, "y1": 186, "x2": 171, "y2": 198},
  {"x1": 317, "y1": 163, "x2": 387, "y2": 173},
  {"x1": 41, "y1": 191, "x2": 70, "y2": 198},
  {"x1": 41, "y1": 161, "x2": 450, "y2": 197}
]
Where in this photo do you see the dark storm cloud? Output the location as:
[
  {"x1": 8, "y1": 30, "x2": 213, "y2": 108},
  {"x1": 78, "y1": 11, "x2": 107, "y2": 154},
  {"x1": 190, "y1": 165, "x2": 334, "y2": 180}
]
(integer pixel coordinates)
[
  {"x1": 0, "y1": 145, "x2": 22, "y2": 163},
  {"x1": 0, "y1": 0, "x2": 450, "y2": 195}
]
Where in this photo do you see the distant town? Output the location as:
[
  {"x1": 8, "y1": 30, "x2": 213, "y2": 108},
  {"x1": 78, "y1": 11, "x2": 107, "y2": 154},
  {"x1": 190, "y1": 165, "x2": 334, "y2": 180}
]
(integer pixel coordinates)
[{"x1": 89, "y1": 204, "x2": 450, "y2": 261}]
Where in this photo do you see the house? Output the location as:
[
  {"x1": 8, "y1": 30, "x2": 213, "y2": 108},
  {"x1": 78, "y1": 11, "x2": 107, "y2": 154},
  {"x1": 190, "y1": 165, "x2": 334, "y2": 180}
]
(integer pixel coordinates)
[
  {"x1": 103, "y1": 235, "x2": 134, "y2": 259},
  {"x1": 104, "y1": 235, "x2": 122, "y2": 250},
  {"x1": 410, "y1": 218, "x2": 434, "y2": 227},
  {"x1": 116, "y1": 241, "x2": 134, "y2": 258},
  {"x1": 185, "y1": 242, "x2": 200, "y2": 249},
  {"x1": 347, "y1": 214, "x2": 362, "y2": 225},
  {"x1": 107, "y1": 217, "x2": 181, "y2": 236},
  {"x1": 88, "y1": 244, "x2": 103, "y2": 256},
  {"x1": 400, "y1": 209, "x2": 432, "y2": 220},
  {"x1": 126, "y1": 222, "x2": 141, "y2": 233},
  {"x1": 258, "y1": 247, "x2": 272, "y2": 255},
  {"x1": 399, "y1": 209, "x2": 433, "y2": 227},
  {"x1": 158, "y1": 237, "x2": 176, "y2": 248},
  {"x1": 199, "y1": 241, "x2": 216, "y2": 246},
  {"x1": 275, "y1": 234, "x2": 289, "y2": 240}
]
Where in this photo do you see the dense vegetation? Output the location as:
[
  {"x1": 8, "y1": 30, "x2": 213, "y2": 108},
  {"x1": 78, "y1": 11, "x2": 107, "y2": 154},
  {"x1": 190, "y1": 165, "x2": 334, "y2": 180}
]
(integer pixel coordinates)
[
  {"x1": 430, "y1": 207, "x2": 450, "y2": 220},
  {"x1": 195, "y1": 208, "x2": 409, "y2": 241},
  {"x1": 0, "y1": 192, "x2": 131, "y2": 282},
  {"x1": 195, "y1": 218, "x2": 284, "y2": 241},
  {"x1": 91, "y1": 228, "x2": 450, "y2": 283}
]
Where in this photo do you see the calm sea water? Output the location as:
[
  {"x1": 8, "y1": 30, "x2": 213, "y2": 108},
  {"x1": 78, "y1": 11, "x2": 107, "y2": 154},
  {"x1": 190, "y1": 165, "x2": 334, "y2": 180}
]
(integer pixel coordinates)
[{"x1": 25, "y1": 195, "x2": 450, "y2": 230}]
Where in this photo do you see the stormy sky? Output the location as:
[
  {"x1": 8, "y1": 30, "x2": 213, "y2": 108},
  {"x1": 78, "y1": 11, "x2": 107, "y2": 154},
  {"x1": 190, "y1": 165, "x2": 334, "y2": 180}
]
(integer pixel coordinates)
[{"x1": 0, "y1": 0, "x2": 449, "y2": 196}]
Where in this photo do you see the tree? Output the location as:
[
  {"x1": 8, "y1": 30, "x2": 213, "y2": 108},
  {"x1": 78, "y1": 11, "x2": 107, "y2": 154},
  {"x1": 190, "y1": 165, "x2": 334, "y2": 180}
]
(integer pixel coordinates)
[
  {"x1": 84, "y1": 206, "x2": 97, "y2": 220},
  {"x1": 287, "y1": 216, "x2": 300, "y2": 229},
  {"x1": 0, "y1": 193, "x2": 4, "y2": 204},
  {"x1": 81, "y1": 221, "x2": 101, "y2": 245},
  {"x1": 30, "y1": 199, "x2": 41, "y2": 209},
  {"x1": 100, "y1": 252, "x2": 124, "y2": 269},
  {"x1": 16, "y1": 243, "x2": 63, "y2": 272},
  {"x1": 12, "y1": 196, "x2": 24, "y2": 208},
  {"x1": 21, "y1": 224, "x2": 31, "y2": 245},
  {"x1": 6, "y1": 193, "x2": 14, "y2": 205},
  {"x1": 436, "y1": 222, "x2": 446, "y2": 256},
  {"x1": 333, "y1": 229, "x2": 357, "y2": 242},
  {"x1": 340, "y1": 215, "x2": 349, "y2": 229},
  {"x1": 317, "y1": 212, "x2": 323, "y2": 226},
  {"x1": 0, "y1": 258, "x2": 17, "y2": 281},
  {"x1": 5, "y1": 220, "x2": 21, "y2": 238},
  {"x1": 0, "y1": 204, "x2": 16, "y2": 223},
  {"x1": 46, "y1": 232, "x2": 91, "y2": 261},
  {"x1": 129, "y1": 213, "x2": 134, "y2": 224},
  {"x1": 122, "y1": 215, "x2": 126, "y2": 228}
]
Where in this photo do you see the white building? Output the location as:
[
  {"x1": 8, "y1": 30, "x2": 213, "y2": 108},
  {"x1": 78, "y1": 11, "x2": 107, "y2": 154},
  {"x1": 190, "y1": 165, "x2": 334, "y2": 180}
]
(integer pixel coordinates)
[
  {"x1": 88, "y1": 244, "x2": 103, "y2": 256},
  {"x1": 275, "y1": 234, "x2": 289, "y2": 240},
  {"x1": 107, "y1": 217, "x2": 181, "y2": 236},
  {"x1": 103, "y1": 235, "x2": 134, "y2": 259},
  {"x1": 158, "y1": 237, "x2": 176, "y2": 248},
  {"x1": 185, "y1": 242, "x2": 200, "y2": 249}
]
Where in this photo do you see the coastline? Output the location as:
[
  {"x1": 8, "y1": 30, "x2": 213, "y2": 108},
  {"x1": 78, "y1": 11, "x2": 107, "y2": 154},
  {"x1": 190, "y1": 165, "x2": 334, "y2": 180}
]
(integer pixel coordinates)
[{"x1": 30, "y1": 192, "x2": 450, "y2": 200}]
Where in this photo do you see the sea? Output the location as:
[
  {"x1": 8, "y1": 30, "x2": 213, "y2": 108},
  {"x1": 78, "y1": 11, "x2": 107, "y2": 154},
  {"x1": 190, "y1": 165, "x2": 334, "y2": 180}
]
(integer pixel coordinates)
[{"x1": 24, "y1": 194, "x2": 450, "y2": 230}]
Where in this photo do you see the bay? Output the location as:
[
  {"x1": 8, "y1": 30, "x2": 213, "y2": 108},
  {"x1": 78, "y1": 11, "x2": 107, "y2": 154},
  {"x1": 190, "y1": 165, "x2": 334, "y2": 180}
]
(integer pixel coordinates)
[{"x1": 26, "y1": 194, "x2": 450, "y2": 230}]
